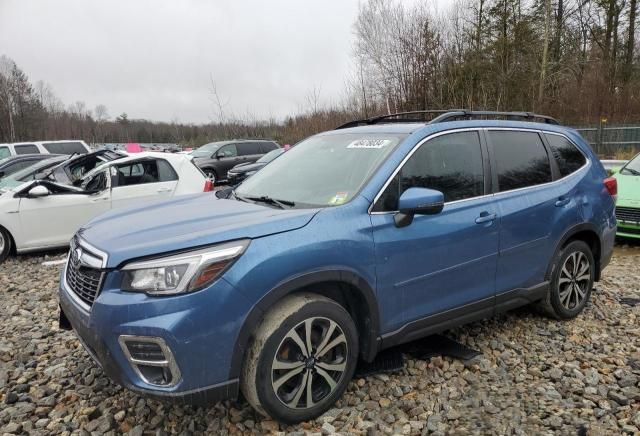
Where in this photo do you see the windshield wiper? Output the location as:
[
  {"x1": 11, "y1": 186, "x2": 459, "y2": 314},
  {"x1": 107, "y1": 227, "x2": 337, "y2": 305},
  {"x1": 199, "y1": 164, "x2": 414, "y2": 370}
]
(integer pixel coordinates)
[
  {"x1": 622, "y1": 167, "x2": 640, "y2": 176},
  {"x1": 241, "y1": 195, "x2": 295, "y2": 209}
]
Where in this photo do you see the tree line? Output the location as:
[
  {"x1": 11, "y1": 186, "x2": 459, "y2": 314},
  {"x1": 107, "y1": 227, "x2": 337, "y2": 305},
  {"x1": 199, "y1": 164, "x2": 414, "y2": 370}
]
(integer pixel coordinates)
[{"x1": 1, "y1": 0, "x2": 639, "y2": 147}]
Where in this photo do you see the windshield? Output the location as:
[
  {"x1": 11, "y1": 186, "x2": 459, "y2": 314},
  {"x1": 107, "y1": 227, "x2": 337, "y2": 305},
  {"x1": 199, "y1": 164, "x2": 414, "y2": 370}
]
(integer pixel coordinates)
[
  {"x1": 256, "y1": 148, "x2": 284, "y2": 163},
  {"x1": 191, "y1": 142, "x2": 223, "y2": 158},
  {"x1": 621, "y1": 153, "x2": 640, "y2": 175},
  {"x1": 235, "y1": 133, "x2": 406, "y2": 208},
  {"x1": 0, "y1": 157, "x2": 66, "y2": 188}
]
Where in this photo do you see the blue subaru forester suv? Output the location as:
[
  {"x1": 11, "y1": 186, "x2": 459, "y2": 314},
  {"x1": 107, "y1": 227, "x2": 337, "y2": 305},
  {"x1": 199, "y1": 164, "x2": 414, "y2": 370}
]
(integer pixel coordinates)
[{"x1": 59, "y1": 111, "x2": 617, "y2": 423}]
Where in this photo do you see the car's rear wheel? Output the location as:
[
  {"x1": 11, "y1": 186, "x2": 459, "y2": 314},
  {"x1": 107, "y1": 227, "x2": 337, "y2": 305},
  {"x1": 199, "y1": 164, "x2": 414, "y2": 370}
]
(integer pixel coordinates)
[
  {"x1": 538, "y1": 240, "x2": 595, "y2": 319},
  {"x1": 241, "y1": 293, "x2": 358, "y2": 424},
  {"x1": 0, "y1": 227, "x2": 12, "y2": 263}
]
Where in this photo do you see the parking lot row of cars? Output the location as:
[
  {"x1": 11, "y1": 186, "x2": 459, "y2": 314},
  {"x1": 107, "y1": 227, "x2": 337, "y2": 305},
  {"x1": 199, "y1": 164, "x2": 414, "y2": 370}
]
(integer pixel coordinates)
[{"x1": 0, "y1": 138, "x2": 288, "y2": 263}]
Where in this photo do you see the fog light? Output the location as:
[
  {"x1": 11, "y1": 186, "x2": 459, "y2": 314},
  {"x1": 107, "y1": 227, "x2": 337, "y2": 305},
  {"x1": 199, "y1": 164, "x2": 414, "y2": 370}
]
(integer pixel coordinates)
[{"x1": 118, "y1": 335, "x2": 181, "y2": 387}]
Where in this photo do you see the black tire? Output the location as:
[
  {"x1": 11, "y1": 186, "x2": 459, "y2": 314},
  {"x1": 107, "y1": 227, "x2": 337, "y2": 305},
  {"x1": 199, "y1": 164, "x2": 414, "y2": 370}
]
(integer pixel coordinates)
[
  {"x1": 538, "y1": 240, "x2": 595, "y2": 319},
  {"x1": 241, "y1": 293, "x2": 358, "y2": 424},
  {"x1": 203, "y1": 168, "x2": 217, "y2": 183},
  {"x1": 0, "y1": 227, "x2": 11, "y2": 264}
]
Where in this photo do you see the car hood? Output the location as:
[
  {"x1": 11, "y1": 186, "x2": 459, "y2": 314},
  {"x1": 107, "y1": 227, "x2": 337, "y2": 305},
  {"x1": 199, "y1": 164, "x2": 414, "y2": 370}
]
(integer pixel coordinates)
[
  {"x1": 614, "y1": 173, "x2": 640, "y2": 205},
  {"x1": 230, "y1": 162, "x2": 265, "y2": 173},
  {"x1": 79, "y1": 193, "x2": 319, "y2": 268}
]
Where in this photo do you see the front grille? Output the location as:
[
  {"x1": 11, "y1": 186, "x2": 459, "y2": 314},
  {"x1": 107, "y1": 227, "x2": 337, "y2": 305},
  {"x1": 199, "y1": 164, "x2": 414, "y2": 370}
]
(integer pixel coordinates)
[
  {"x1": 618, "y1": 225, "x2": 640, "y2": 235},
  {"x1": 615, "y1": 207, "x2": 640, "y2": 224},
  {"x1": 65, "y1": 238, "x2": 105, "y2": 307}
]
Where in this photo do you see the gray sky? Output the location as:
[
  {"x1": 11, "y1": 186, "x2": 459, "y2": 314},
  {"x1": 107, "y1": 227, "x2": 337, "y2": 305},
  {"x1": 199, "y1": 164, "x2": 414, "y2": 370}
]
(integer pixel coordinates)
[{"x1": 0, "y1": 0, "x2": 362, "y2": 123}]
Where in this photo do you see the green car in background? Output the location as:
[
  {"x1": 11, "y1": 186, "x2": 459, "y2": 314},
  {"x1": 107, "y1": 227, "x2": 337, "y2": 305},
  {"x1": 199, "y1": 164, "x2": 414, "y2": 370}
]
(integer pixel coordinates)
[{"x1": 613, "y1": 152, "x2": 640, "y2": 238}]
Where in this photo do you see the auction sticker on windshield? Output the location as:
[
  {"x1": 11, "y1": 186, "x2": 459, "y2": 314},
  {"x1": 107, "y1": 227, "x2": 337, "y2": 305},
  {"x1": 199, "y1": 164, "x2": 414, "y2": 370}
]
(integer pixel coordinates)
[{"x1": 347, "y1": 139, "x2": 392, "y2": 149}]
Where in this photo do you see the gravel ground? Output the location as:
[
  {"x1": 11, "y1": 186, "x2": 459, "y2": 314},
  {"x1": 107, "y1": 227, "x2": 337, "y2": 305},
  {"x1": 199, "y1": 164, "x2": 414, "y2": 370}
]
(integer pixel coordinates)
[{"x1": 1, "y1": 245, "x2": 639, "y2": 435}]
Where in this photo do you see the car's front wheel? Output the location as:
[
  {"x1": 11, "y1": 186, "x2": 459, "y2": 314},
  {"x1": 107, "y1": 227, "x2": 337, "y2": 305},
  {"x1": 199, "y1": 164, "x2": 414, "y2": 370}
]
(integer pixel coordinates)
[
  {"x1": 539, "y1": 240, "x2": 595, "y2": 319},
  {"x1": 203, "y1": 168, "x2": 217, "y2": 183},
  {"x1": 0, "y1": 227, "x2": 11, "y2": 263},
  {"x1": 241, "y1": 293, "x2": 358, "y2": 424}
]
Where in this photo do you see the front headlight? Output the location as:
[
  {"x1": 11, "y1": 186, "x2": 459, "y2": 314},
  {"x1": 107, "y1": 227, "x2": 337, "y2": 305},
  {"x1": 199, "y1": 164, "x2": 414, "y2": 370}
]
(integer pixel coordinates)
[{"x1": 121, "y1": 240, "x2": 249, "y2": 295}]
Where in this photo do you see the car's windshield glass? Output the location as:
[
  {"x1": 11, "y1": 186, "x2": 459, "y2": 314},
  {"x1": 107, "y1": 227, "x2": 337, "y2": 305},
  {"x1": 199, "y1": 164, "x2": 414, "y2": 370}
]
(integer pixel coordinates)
[
  {"x1": 191, "y1": 142, "x2": 222, "y2": 158},
  {"x1": 235, "y1": 133, "x2": 406, "y2": 208},
  {"x1": 0, "y1": 157, "x2": 65, "y2": 188},
  {"x1": 256, "y1": 148, "x2": 284, "y2": 164},
  {"x1": 622, "y1": 153, "x2": 640, "y2": 175}
]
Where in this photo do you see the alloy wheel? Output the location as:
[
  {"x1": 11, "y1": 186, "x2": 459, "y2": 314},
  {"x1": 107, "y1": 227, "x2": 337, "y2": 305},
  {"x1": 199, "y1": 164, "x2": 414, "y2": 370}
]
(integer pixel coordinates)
[
  {"x1": 205, "y1": 170, "x2": 216, "y2": 183},
  {"x1": 0, "y1": 232, "x2": 4, "y2": 253},
  {"x1": 271, "y1": 317, "x2": 348, "y2": 409},
  {"x1": 558, "y1": 251, "x2": 591, "y2": 310}
]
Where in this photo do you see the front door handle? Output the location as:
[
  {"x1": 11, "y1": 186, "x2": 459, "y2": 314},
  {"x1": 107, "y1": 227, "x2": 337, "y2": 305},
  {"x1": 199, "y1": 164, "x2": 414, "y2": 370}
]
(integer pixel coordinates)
[
  {"x1": 555, "y1": 197, "x2": 570, "y2": 207},
  {"x1": 91, "y1": 197, "x2": 109, "y2": 202},
  {"x1": 156, "y1": 188, "x2": 172, "y2": 193},
  {"x1": 475, "y1": 212, "x2": 497, "y2": 224}
]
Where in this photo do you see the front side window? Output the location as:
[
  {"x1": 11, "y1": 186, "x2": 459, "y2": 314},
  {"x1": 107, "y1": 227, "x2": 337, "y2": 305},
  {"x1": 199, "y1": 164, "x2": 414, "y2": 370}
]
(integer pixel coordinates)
[
  {"x1": 14, "y1": 144, "x2": 39, "y2": 154},
  {"x1": 235, "y1": 133, "x2": 406, "y2": 208},
  {"x1": 544, "y1": 133, "x2": 586, "y2": 177},
  {"x1": 42, "y1": 141, "x2": 88, "y2": 154},
  {"x1": 373, "y1": 131, "x2": 484, "y2": 212},
  {"x1": 218, "y1": 144, "x2": 238, "y2": 157},
  {"x1": 490, "y1": 131, "x2": 552, "y2": 192},
  {"x1": 0, "y1": 147, "x2": 11, "y2": 159}
]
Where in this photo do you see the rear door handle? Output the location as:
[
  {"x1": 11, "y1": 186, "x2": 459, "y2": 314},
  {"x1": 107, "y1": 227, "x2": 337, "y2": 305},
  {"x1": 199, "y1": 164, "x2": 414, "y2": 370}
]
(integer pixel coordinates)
[
  {"x1": 475, "y1": 212, "x2": 497, "y2": 224},
  {"x1": 555, "y1": 197, "x2": 570, "y2": 207}
]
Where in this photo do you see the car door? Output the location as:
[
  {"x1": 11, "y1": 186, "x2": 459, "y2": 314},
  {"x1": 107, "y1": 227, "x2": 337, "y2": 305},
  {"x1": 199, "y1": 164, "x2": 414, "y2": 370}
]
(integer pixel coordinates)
[
  {"x1": 110, "y1": 158, "x2": 178, "y2": 209},
  {"x1": 370, "y1": 130, "x2": 499, "y2": 334},
  {"x1": 214, "y1": 144, "x2": 242, "y2": 178},
  {"x1": 239, "y1": 142, "x2": 264, "y2": 164},
  {"x1": 17, "y1": 172, "x2": 111, "y2": 249},
  {"x1": 487, "y1": 129, "x2": 573, "y2": 298}
]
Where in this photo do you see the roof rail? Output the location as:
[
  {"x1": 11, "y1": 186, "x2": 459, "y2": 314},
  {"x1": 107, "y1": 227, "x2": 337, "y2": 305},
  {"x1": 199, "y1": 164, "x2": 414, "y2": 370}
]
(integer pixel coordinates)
[
  {"x1": 335, "y1": 109, "x2": 559, "y2": 129},
  {"x1": 430, "y1": 110, "x2": 559, "y2": 125}
]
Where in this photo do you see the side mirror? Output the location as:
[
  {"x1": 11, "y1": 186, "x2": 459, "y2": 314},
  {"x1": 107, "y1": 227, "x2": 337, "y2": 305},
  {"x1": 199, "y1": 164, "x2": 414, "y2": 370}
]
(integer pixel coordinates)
[
  {"x1": 394, "y1": 187, "x2": 444, "y2": 228},
  {"x1": 215, "y1": 152, "x2": 224, "y2": 159},
  {"x1": 28, "y1": 185, "x2": 50, "y2": 198}
]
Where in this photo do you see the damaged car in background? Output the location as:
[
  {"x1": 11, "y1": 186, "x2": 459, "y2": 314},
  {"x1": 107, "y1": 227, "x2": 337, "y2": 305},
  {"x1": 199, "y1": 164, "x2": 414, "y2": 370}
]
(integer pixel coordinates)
[{"x1": 0, "y1": 152, "x2": 212, "y2": 262}]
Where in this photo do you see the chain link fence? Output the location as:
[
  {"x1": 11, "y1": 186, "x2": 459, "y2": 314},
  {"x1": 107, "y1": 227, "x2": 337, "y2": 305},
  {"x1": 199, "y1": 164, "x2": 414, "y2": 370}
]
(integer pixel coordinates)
[{"x1": 573, "y1": 124, "x2": 640, "y2": 158}]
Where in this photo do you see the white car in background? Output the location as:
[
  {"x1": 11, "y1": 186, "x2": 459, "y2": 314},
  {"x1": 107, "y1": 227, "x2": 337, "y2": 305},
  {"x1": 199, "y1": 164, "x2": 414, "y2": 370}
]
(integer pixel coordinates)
[
  {"x1": 0, "y1": 140, "x2": 92, "y2": 159},
  {"x1": 0, "y1": 152, "x2": 212, "y2": 262}
]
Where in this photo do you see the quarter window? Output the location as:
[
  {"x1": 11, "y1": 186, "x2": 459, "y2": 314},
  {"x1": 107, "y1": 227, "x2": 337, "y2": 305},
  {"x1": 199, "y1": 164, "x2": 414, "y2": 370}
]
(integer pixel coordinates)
[
  {"x1": 373, "y1": 131, "x2": 485, "y2": 212},
  {"x1": 490, "y1": 131, "x2": 552, "y2": 192},
  {"x1": 544, "y1": 134, "x2": 586, "y2": 177},
  {"x1": 14, "y1": 144, "x2": 39, "y2": 154}
]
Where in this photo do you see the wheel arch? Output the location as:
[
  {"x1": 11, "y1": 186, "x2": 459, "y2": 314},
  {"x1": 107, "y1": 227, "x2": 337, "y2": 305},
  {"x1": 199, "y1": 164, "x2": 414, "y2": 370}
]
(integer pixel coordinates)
[
  {"x1": 229, "y1": 269, "x2": 380, "y2": 380},
  {"x1": 547, "y1": 223, "x2": 603, "y2": 282},
  {"x1": 0, "y1": 223, "x2": 17, "y2": 255}
]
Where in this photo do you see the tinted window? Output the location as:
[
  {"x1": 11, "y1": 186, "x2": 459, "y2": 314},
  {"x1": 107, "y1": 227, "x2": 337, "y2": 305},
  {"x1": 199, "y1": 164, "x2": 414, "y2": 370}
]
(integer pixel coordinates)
[
  {"x1": 3, "y1": 159, "x2": 38, "y2": 175},
  {"x1": 490, "y1": 131, "x2": 552, "y2": 192},
  {"x1": 260, "y1": 142, "x2": 279, "y2": 152},
  {"x1": 373, "y1": 131, "x2": 484, "y2": 211},
  {"x1": 83, "y1": 171, "x2": 108, "y2": 192},
  {"x1": 42, "y1": 141, "x2": 88, "y2": 154},
  {"x1": 239, "y1": 142, "x2": 262, "y2": 155},
  {"x1": 544, "y1": 133, "x2": 586, "y2": 177},
  {"x1": 14, "y1": 144, "x2": 39, "y2": 154},
  {"x1": 0, "y1": 147, "x2": 9, "y2": 159},
  {"x1": 218, "y1": 144, "x2": 237, "y2": 157}
]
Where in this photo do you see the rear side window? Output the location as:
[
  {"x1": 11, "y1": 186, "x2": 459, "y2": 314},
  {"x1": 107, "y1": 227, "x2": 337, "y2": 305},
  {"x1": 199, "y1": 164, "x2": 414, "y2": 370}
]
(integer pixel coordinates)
[
  {"x1": 490, "y1": 131, "x2": 552, "y2": 192},
  {"x1": 238, "y1": 142, "x2": 262, "y2": 155},
  {"x1": 15, "y1": 144, "x2": 39, "y2": 154},
  {"x1": 374, "y1": 131, "x2": 484, "y2": 211},
  {"x1": 0, "y1": 147, "x2": 10, "y2": 159},
  {"x1": 260, "y1": 142, "x2": 279, "y2": 152},
  {"x1": 42, "y1": 141, "x2": 88, "y2": 154},
  {"x1": 157, "y1": 159, "x2": 178, "y2": 181},
  {"x1": 544, "y1": 133, "x2": 587, "y2": 177}
]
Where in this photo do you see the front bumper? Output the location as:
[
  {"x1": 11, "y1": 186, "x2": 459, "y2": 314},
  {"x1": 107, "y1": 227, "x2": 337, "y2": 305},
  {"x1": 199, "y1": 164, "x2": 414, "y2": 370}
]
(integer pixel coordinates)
[
  {"x1": 226, "y1": 172, "x2": 247, "y2": 185},
  {"x1": 616, "y1": 221, "x2": 640, "y2": 239},
  {"x1": 58, "y1": 265, "x2": 253, "y2": 405}
]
